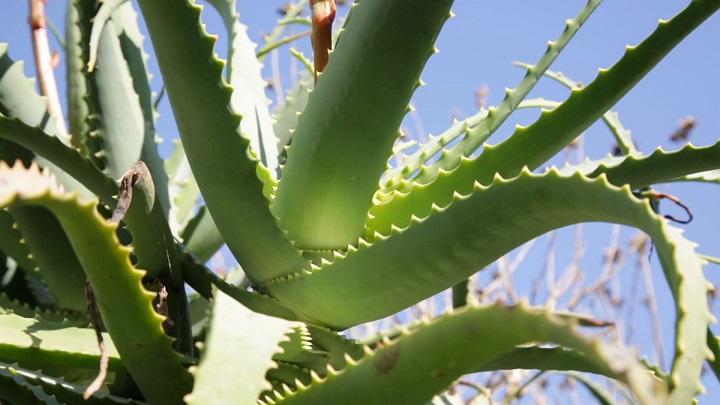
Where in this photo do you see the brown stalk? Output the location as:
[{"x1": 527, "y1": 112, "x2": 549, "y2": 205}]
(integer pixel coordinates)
[{"x1": 29, "y1": 0, "x2": 68, "y2": 138}]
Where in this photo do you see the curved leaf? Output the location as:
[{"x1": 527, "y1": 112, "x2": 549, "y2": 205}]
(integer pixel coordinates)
[
  {"x1": 134, "y1": 0, "x2": 308, "y2": 284},
  {"x1": 205, "y1": 0, "x2": 280, "y2": 176},
  {"x1": 270, "y1": 303, "x2": 666, "y2": 404},
  {"x1": 265, "y1": 170, "x2": 661, "y2": 328},
  {"x1": 272, "y1": 0, "x2": 455, "y2": 249},
  {"x1": 0, "y1": 311, "x2": 121, "y2": 371},
  {"x1": 395, "y1": 0, "x2": 602, "y2": 190},
  {"x1": 9, "y1": 207, "x2": 87, "y2": 312},
  {"x1": 0, "y1": 163, "x2": 191, "y2": 402},
  {"x1": 578, "y1": 140, "x2": 720, "y2": 189},
  {"x1": 0, "y1": 363, "x2": 140, "y2": 404},
  {"x1": 186, "y1": 290, "x2": 300, "y2": 405},
  {"x1": 367, "y1": 0, "x2": 720, "y2": 234},
  {"x1": 0, "y1": 116, "x2": 117, "y2": 206}
]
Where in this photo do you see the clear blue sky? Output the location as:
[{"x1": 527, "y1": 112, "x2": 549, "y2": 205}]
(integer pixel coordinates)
[{"x1": 1, "y1": 0, "x2": 719, "y2": 402}]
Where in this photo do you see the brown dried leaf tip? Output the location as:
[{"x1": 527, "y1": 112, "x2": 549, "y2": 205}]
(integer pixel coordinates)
[
  {"x1": 670, "y1": 116, "x2": 696, "y2": 142},
  {"x1": 111, "y1": 161, "x2": 150, "y2": 223}
]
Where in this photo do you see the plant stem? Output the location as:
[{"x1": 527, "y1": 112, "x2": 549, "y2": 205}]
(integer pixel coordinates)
[
  {"x1": 256, "y1": 30, "x2": 311, "y2": 58},
  {"x1": 29, "y1": 0, "x2": 68, "y2": 140}
]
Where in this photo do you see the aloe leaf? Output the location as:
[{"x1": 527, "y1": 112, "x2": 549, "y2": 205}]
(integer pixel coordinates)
[
  {"x1": 0, "y1": 363, "x2": 143, "y2": 404},
  {"x1": 0, "y1": 163, "x2": 192, "y2": 402},
  {"x1": 134, "y1": 0, "x2": 308, "y2": 284},
  {"x1": 516, "y1": 63, "x2": 638, "y2": 155},
  {"x1": 584, "y1": 140, "x2": 720, "y2": 189},
  {"x1": 404, "y1": 0, "x2": 602, "y2": 190},
  {"x1": 179, "y1": 250, "x2": 309, "y2": 323},
  {"x1": 264, "y1": 170, "x2": 649, "y2": 327},
  {"x1": 476, "y1": 346, "x2": 611, "y2": 378},
  {"x1": 0, "y1": 43, "x2": 92, "y2": 199},
  {"x1": 0, "y1": 119, "x2": 192, "y2": 351},
  {"x1": 87, "y1": 0, "x2": 128, "y2": 72},
  {"x1": 164, "y1": 140, "x2": 205, "y2": 237},
  {"x1": 271, "y1": 303, "x2": 665, "y2": 404},
  {"x1": 273, "y1": 71, "x2": 314, "y2": 166},
  {"x1": 367, "y1": 0, "x2": 720, "y2": 234},
  {"x1": 272, "y1": 0, "x2": 455, "y2": 250},
  {"x1": 66, "y1": 0, "x2": 95, "y2": 151},
  {"x1": 257, "y1": 0, "x2": 309, "y2": 63},
  {"x1": 306, "y1": 324, "x2": 364, "y2": 372},
  {"x1": 87, "y1": 11, "x2": 146, "y2": 179},
  {"x1": 706, "y1": 329, "x2": 720, "y2": 383},
  {"x1": 164, "y1": 144, "x2": 224, "y2": 263},
  {"x1": 266, "y1": 362, "x2": 313, "y2": 393},
  {"x1": 0, "y1": 116, "x2": 117, "y2": 203},
  {"x1": 9, "y1": 207, "x2": 86, "y2": 312},
  {"x1": 381, "y1": 108, "x2": 489, "y2": 192},
  {"x1": 0, "y1": 44, "x2": 61, "y2": 141},
  {"x1": 83, "y1": 1, "x2": 171, "y2": 214},
  {"x1": 114, "y1": 162, "x2": 193, "y2": 355},
  {"x1": 0, "y1": 366, "x2": 49, "y2": 405},
  {"x1": 0, "y1": 311, "x2": 122, "y2": 371},
  {"x1": 181, "y1": 206, "x2": 224, "y2": 262},
  {"x1": 110, "y1": 1, "x2": 172, "y2": 215},
  {"x1": 562, "y1": 372, "x2": 617, "y2": 405},
  {"x1": 274, "y1": 325, "x2": 322, "y2": 365},
  {"x1": 0, "y1": 210, "x2": 37, "y2": 274},
  {"x1": 186, "y1": 290, "x2": 301, "y2": 404},
  {"x1": 67, "y1": 0, "x2": 112, "y2": 173},
  {"x1": 0, "y1": 293, "x2": 87, "y2": 326},
  {"x1": 678, "y1": 168, "x2": 720, "y2": 184},
  {"x1": 205, "y1": 0, "x2": 280, "y2": 176},
  {"x1": 266, "y1": 165, "x2": 714, "y2": 405},
  {"x1": 642, "y1": 221, "x2": 712, "y2": 402}
]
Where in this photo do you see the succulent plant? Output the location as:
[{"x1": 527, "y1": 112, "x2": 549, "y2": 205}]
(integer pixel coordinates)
[{"x1": 0, "y1": 0, "x2": 718, "y2": 403}]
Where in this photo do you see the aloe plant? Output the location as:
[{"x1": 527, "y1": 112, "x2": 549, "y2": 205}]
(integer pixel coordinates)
[{"x1": 0, "y1": 0, "x2": 718, "y2": 403}]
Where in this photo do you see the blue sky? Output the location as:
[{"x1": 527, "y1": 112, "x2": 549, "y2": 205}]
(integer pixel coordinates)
[{"x1": 1, "y1": 0, "x2": 719, "y2": 402}]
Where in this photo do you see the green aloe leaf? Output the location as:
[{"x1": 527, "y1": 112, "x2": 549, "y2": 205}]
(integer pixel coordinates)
[
  {"x1": 134, "y1": 0, "x2": 308, "y2": 284},
  {"x1": 515, "y1": 63, "x2": 638, "y2": 155},
  {"x1": 385, "y1": 0, "x2": 602, "y2": 191},
  {"x1": 367, "y1": 0, "x2": 720, "y2": 235},
  {"x1": 269, "y1": 303, "x2": 665, "y2": 404},
  {"x1": 0, "y1": 210, "x2": 38, "y2": 275},
  {"x1": 0, "y1": 362, "x2": 142, "y2": 404},
  {"x1": 181, "y1": 206, "x2": 224, "y2": 262},
  {"x1": 186, "y1": 290, "x2": 300, "y2": 405},
  {"x1": 578, "y1": 140, "x2": 720, "y2": 189},
  {"x1": 562, "y1": 372, "x2": 618, "y2": 405},
  {"x1": 0, "y1": 311, "x2": 121, "y2": 371},
  {"x1": 0, "y1": 163, "x2": 192, "y2": 402},
  {"x1": 706, "y1": 329, "x2": 720, "y2": 383},
  {"x1": 0, "y1": 293, "x2": 87, "y2": 326},
  {"x1": 272, "y1": 71, "x2": 314, "y2": 166},
  {"x1": 0, "y1": 43, "x2": 91, "y2": 199},
  {"x1": 179, "y1": 250, "x2": 308, "y2": 323},
  {"x1": 476, "y1": 346, "x2": 612, "y2": 378},
  {"x1": 264, "y1": 170, "x2": 673, "y2": 328},
  {"x1": 164, "y1": 140, "x2": 199, "y2": 233},
  {"x1": 257, "y1": 0, "x2": 309, "y2": 63},
  {"x1": 272, "y1": 0, "x2": 455, "y2": 249},
  {"x1": 9, "y1": 207, "x2": 86, "y2": 312},
  {"x1": 86, "y1": 0, "x2": 171, "y2": 215},
  {"x1": 681, "y1": 169, "x2": 720, "y2": 184},
  {"x1": 66, "y1": 0, "x2": 96, "y2": 152},
  {"x1": 205, "y1": 0, "x2": 280, "y2": 176},
  {"x1": 380, "y1": 108, "x2": 488, "y2": 192}
]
